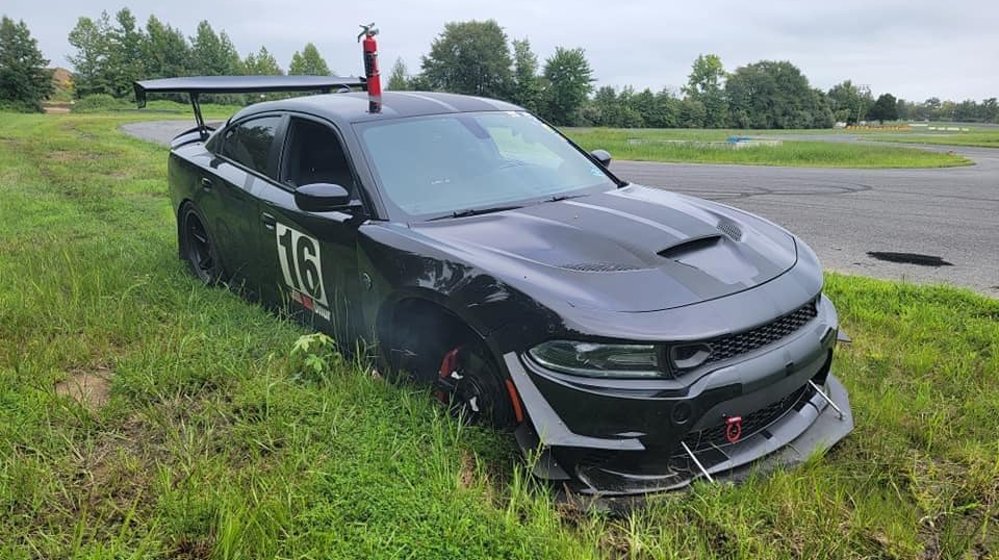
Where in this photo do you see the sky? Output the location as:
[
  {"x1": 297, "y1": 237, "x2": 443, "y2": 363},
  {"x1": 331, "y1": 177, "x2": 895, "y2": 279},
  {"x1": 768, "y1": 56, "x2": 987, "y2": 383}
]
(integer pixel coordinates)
[{"x1": 4, "y1": 0, "x2": 998, "y2": 101}]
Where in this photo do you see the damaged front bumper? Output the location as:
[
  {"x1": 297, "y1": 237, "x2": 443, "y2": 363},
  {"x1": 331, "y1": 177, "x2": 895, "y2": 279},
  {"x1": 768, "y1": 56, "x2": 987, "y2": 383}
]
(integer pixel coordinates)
[{"x1": 502, "y1": 296, "x2": 854, "y2": 496}]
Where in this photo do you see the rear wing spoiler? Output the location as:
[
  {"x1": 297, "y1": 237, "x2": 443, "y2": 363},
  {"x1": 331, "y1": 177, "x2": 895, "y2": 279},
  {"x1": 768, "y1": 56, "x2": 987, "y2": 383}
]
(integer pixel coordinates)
[{"x1": 133, "y1": 75, "x2": 367, "y2": 139}]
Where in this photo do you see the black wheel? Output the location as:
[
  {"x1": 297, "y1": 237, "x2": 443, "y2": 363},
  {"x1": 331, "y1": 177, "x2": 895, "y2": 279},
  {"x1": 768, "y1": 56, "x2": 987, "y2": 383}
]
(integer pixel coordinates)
[
  {"x1": 180, "y1": 205, "x2": 223, "y2": 285},
  {"x1": 434, "y1": 343, "x2": 519, "y2": 429},
  {"x1": 380, "y1": 302, "x2": 520, "y2": 429}
]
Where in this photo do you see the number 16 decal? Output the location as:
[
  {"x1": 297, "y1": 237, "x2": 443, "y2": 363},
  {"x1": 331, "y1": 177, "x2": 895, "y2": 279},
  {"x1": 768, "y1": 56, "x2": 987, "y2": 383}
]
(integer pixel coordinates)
[{"x1": 276, "y1": 222, "x2": 328, "y2": 308}]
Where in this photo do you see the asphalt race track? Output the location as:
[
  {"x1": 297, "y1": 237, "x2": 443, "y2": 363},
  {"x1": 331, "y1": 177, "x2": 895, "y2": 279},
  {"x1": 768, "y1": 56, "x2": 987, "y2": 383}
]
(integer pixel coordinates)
[
  {"x1": 612, "y1": 147, "x2": 999, "y2": 296},
  {"x1": 123, "y1": 122, "x2": 998, "y2": 296}
]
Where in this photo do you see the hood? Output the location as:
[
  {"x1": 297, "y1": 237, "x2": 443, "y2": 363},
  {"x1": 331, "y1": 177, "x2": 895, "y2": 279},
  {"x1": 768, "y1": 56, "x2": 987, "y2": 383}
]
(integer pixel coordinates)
[{"x1": 409, "y1": 185, "x2": 797, "y2": 312}]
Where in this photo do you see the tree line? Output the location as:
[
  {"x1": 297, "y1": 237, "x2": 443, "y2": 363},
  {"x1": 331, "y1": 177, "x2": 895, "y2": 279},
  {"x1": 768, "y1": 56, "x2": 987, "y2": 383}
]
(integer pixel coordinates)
[
  {"x1": 65, "y1": 8, "x2": 330, "y2": 100},
  {"x1": 392, "y1": 25, "x2": 999, "y2": 127},
  {"x1": 1, "y1": 10, "x2": 997, "y2": 127}
]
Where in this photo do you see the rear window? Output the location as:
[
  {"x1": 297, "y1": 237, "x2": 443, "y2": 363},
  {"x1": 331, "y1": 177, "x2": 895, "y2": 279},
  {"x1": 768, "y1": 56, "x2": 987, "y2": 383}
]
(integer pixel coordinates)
[{"x1": 220, "y1": 116, "x2": 281, "y2": 176}]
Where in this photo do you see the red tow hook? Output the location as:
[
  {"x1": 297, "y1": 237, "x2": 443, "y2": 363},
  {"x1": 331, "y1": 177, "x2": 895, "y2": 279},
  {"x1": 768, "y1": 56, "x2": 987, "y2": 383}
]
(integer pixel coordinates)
[{"x1": 725, "y1": 416, "x2": 743, "y2": 444}]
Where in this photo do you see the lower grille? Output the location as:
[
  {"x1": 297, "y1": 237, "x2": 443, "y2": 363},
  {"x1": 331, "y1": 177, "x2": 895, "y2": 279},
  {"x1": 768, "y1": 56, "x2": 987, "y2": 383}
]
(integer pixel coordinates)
[{"x1": 681, "y1": 383, "x2": 813, "y2": 453}]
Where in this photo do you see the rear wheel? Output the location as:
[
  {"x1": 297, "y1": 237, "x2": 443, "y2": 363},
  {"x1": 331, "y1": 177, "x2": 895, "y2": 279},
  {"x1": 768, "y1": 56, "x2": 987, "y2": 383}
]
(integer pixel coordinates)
[{"x1": 180, "y1": 205, "x2": 223, "y2": 285}]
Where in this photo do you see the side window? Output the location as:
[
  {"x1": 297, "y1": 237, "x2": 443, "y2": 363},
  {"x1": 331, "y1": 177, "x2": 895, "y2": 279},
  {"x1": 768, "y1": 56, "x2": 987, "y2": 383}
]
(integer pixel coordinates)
[
  {"x1": 220, "y1": 116, "x2": 281, "y2": 176},
  {"x1": 282, "y1": 118, "x2": 357, "y2": 192}
]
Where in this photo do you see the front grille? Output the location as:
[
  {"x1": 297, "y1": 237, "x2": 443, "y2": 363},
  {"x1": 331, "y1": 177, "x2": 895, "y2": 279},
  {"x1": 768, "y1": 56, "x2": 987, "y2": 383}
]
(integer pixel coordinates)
[
  {"x1": 681, "y1": 383, "x2": 813, "y2": 453},
  {"x1": 701, "y1": 300, "x2": 818, "y2": 366}
]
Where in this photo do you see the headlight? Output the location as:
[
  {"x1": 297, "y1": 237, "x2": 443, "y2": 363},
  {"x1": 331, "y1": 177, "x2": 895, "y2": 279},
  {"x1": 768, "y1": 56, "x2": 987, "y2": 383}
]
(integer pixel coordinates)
[{"x1": 527, "y1": 340, "x2": 664, "y2": 378}]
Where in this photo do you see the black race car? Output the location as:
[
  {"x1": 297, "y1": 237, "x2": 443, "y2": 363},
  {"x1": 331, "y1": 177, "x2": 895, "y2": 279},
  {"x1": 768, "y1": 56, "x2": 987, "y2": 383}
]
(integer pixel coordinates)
[{"x1": 135, "y1": 76, "x2": 852, "y2": 496}]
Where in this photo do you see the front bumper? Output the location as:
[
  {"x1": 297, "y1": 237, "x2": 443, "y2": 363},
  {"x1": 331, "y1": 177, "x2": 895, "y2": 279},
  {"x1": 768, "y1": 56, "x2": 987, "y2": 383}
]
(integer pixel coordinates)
[{"x1": 503, "y1": 296, "x2": 853, "y2": 496}]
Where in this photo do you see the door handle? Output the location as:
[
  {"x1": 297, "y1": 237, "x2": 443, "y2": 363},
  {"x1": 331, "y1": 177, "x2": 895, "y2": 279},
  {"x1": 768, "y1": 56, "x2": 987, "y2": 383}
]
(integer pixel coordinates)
[
  {"x1": 261, "y1": 212, "x2": 277, "y2": 230},
  {"x1": 200, "y1": 177, "x2": 213, "y2": 191}
]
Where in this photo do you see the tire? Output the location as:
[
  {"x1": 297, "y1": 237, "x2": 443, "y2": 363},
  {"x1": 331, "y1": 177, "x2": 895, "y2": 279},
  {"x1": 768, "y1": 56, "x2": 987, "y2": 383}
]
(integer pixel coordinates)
[
  {"x1": 435, "y1": 342, "x2": 519, "y2": 430},
  {"x1": 179, "y1": 204, "x2": 223, "y2": 285},
  {"x1": 380, "y1": 303, "x2": 520, "y2": 429}
]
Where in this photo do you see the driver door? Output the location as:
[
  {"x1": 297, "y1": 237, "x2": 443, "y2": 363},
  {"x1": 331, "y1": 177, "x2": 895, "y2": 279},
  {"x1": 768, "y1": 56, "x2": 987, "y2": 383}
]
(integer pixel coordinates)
[{"x1": 256, "y1": 115, "x2": 368, "y2": 343}]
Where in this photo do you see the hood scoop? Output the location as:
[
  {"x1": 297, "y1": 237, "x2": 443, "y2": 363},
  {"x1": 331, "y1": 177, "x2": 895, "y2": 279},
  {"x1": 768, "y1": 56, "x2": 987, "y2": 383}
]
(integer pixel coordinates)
[
  {"x1": 662, "y1": 233, "x2": 762, "y2": 285},
  {"x1": 658, "y1": 234, "x2": 724, "y2": 259}
]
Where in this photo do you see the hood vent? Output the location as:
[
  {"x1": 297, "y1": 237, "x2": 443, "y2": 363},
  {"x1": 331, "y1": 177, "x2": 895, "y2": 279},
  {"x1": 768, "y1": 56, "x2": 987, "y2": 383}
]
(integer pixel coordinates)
[
  {"x1": 562, "y1": 262, "x2": 645, "y2": 272},
  {"x1": 658, "y1": 234, "x2": 723, "y2": 259},
  {"x1": 717, "y1": 220, "x2": 743, "y2": 241}
]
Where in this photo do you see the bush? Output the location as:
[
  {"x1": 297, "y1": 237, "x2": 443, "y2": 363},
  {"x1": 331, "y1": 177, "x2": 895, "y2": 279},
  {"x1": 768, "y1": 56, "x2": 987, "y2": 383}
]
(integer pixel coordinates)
[
  {"x1": 0, "y1": 99, "x2": 42, "y2": 113},
  {"x1": 70, "y1": 93, "x2": 131, "y2": 113}
]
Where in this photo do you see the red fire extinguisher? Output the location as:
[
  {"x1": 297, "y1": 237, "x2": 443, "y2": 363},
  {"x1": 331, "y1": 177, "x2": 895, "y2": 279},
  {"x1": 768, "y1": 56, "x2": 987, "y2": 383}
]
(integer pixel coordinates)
[{"x1": 358, "y1": 23, "x2": 381, "y2": 113}]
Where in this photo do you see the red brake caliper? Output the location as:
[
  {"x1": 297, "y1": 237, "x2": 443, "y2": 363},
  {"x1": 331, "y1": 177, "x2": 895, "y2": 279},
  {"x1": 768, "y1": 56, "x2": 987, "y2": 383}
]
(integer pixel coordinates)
[{"x1": 433, "y1": 347, "x2": 462, "y2": 403}]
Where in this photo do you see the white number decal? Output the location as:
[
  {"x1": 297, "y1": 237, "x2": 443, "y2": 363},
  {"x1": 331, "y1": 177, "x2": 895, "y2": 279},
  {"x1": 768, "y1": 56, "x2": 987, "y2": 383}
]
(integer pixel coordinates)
[{"x1": 275, "y1": 222, "x2": 328, "y2": 307}]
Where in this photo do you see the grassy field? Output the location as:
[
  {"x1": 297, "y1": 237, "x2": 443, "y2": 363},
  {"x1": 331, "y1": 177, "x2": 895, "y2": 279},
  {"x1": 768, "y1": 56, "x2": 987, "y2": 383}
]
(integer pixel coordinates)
[
  {"x1": 870, "y1": 129, "x2": 999, "y2": 149},
  {"x1": 1, "y1": 113, "x2": 997, "y2": 559},
  {"x1": 565, "y1": 128, "x2": 972, "y2": 167}
]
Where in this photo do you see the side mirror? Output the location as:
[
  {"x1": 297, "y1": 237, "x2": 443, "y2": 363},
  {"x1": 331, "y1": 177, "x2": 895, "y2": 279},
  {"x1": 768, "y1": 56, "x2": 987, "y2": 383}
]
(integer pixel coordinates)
[
  {"x1": 294, "y1": 183, "x2": 353, "y2": 212},
  {"x1": 590, "y1": 149, "x2": 612, "y2": 168}
]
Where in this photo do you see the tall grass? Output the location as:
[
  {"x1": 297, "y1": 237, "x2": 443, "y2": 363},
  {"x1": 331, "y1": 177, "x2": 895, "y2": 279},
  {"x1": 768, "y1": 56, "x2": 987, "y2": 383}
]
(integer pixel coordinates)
[
  {"x1": 565, "y1": 128, "x2": 971, "y2": 167},
  {"x1": 0, "y1": 113, "x2": 995, "y2": 558},
  {"x1": 871, "y1": 130, "x2": 999, "y2": 149}
]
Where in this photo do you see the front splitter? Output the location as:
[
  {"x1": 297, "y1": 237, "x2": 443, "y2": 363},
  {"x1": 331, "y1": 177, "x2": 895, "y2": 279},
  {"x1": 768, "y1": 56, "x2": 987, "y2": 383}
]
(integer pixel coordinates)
[{"x1": 564, "y1": 374, "x2": 853, "y2": 510}]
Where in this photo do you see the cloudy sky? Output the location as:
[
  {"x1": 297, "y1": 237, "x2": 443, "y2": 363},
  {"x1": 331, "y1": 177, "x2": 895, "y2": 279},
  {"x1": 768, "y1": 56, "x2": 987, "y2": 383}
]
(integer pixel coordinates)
[{"x1": 5, "y1": 0, "x2": 998, "y2": 101}]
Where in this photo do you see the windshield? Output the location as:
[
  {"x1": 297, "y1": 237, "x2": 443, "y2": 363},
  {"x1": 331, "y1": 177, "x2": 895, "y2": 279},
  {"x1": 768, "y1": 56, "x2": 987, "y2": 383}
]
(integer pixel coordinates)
[{"x1": 356, "y1": 111, "x2": 617, "y2": 219}]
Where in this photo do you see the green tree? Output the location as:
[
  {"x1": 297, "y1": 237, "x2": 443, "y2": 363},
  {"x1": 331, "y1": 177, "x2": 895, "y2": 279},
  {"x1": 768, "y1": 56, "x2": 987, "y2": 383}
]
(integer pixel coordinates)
[
  {"x1": 420, "y1": 20, "x2": 513, "y2": 98},
  {"x1": 627, "y1": 88, "x2": 658, "y2": 127},
  {"x1": 510, "y1": 38, "x2": 542, "y2": 112},
  {"x1": 386, "y1": 57, "x2": 408, "y2": 90},
  {"x1": 677, "y1": 98, "x2": 706, "y2": 128},
  {"x1": 590, "y1": 85, "x2": 621, "y2": 126},
  {"x1": 143, "y1": 15, "x2": 191, "y2": 79},
  {"x1": 615, "y1": 87, "x2": 645, "y2": 128},
  {"x1": 190, "y1": 21, "x2": 242, "y2": 76},
  {"x1": 244, "y1": 46, "x2": 282, "y2": 75},
  {"x1": 954, "y1": 99, "x2": 985, "y2": 122},
  {"x1": 683, "y1": 54, "x2": 727, "y2": 128},
  {"x1": 540, "y1": 46, "x2": 592, "y2": 125},
  {"x1": 827, "y1": 80, "x2": 871, "y2": 124},
  {"x1": 106, "y1": 8, "x2": 145, "y2": 98},
  {"x1": 0, "y1": 16, "x2": 52, "y2": 112},
  {"x1": 725, "y1": 60, "x2": 832, "y2": 129},
  {"x1": 650, "y1": 90, "x2": 680, "y2": 128},
  {"x1": 867, "y1": 93, "x2": 899, "y2": 123},
  {"x1": 289, "y1": 43, "x2": 330, "y2": 75},
  {"x1": 939, "y1": 100, "x2": 957, "y2": 121},
  {"x1": 68, "y1": 12, "x2": 114, "y2": 97},
  {"x1": 589, "y1": 85, "x2": 642, "y2": 127},
  {"x1": 982, "y1": 98, "x2": 998, "y2": 124},
  {"x1": 895, "y1": 97, "x2": 910, "y2": 121}
]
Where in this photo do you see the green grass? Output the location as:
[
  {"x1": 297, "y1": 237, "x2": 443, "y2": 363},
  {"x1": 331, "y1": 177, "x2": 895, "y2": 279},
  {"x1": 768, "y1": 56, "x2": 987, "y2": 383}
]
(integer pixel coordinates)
[
  {"x1": 870, "y1": 128, "x2": 999, "y2": 149},
  {"x1": 70, "y1": 96, "x2": 243, "y2": 120},
  {"x1": 1, "y1": 112, "x2": 997, "y2": 558},
  {"x1": 565, "y1": 128, "x2": 971, "y2": 167}
]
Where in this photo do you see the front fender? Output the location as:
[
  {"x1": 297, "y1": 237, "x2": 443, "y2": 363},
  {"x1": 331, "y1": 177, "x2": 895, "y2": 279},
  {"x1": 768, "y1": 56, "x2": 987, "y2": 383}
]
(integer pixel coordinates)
[{"x1": 357, "y1": 223, "x2": 558, "y2": 344}]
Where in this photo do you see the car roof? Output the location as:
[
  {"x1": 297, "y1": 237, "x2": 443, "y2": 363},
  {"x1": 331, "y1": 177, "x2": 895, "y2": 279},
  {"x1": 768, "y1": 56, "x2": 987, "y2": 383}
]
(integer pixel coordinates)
[{"x1": 233, "y1": 91, "x2": 524, "y2": 125}]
